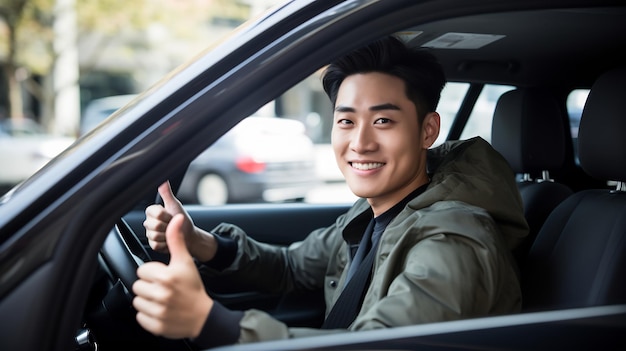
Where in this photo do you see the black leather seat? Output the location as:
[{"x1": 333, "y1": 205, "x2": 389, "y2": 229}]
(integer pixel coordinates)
[
  {"x1": 491, "y1": 88, "x2": 573, "y2": 264},
  {"x1": 521, "y1": 67, "x2": 626, "y2": 311}
]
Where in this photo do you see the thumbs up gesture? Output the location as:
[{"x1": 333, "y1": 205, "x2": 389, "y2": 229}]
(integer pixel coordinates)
[
  {"x1": 144, "y1": 181, "x2": 196, "y2": 254},
  {"x1": 133, "y1": 213, "x2": 213, "y2": 339}
]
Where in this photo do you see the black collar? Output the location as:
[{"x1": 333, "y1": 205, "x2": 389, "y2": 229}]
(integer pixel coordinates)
[{"x1": 342, "y1": 182, "x2": 430, "y2": 244}]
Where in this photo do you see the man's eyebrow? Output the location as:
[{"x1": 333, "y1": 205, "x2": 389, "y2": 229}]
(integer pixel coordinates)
[
  {"x1": 334, "y1": 103, "x2": 401, "y2": 113},
  {"x1": 334, "y1": 105, "x2": 355, "y2": 113},
  {"x1": 369, "y1": 103, "x2": 401, "y2": 111}
]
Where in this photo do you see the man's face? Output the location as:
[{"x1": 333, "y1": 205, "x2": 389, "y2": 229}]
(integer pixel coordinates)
[{"x1": 331, "y1": 72, "x2": 434, "y2": 215}]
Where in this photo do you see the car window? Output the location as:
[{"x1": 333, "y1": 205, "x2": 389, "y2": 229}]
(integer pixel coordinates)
[
  {"x1": 0, "y1": 119, "x2": 76, "y2": 197},
  {"x1": 435, "y1": 82, "x2": 470, "y2": 147},
  {"x1": 176, "y1": 113, "x2": 333, "y2": 206},
  {"x1": 174, "y1": 82, "x2": 515, "y2": 206},
  {"x1": 566, "y1": 89, "x2": 589, "y2": 165},
  {"x1": 460, "y1": 84, "x2": 515, "y2": 142},
  {"x1": 154, "y1": 83, "x2": 578, "y2": 207},
  {"x1": 174, "y1": 94, "x2": 360, "y2": 205}
]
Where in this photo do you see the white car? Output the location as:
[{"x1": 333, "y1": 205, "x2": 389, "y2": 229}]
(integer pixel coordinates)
[
  {"x1": 0, "y1": 118, "x2": 75, "y2": 189},
  {"x1": 177, "y1": 115, "x2": 319, "y2": 205},
  {"x1": 82, "y1": 95, "x2": 319, "y2": 205}
]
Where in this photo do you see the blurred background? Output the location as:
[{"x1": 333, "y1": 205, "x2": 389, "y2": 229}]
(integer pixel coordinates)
[
  {"x1": 0, "y1": 0, "x2": 357, "y2": 203},
  {"x1": 3, "y1": 1, "x2": 578, "y2": 205}
]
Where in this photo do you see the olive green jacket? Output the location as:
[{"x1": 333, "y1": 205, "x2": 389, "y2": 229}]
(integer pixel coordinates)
[{"x1": 206, "y1": 137, "x2": 528, "y2": 343}]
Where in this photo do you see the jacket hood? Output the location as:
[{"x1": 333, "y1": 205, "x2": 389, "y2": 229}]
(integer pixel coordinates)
[
  {"x1": 418, "y1": 137, "x2": 528, "y2": 250},
  {"x1": 340, "y1": 137, "x2": 528, "y2": 251}
]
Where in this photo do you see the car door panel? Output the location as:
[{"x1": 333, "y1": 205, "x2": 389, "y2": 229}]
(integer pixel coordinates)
[
  {"x1": 122, "y1": 202, "x2": 352, "y2": 327},
  {"x1": 124, "y1": 203, "x2": 352, "y2": 246}
]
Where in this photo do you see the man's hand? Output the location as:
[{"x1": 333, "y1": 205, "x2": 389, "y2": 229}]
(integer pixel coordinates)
[
  {"x1": 133, "y1": 213, "x2": 213, "y2": 339},
  {"x1": 144, "y1": 181, "x2": 195, "y2": 253}
]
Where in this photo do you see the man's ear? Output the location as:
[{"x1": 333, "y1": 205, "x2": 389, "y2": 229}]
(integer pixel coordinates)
[{"x1": 422, "y1": 112, "x2": 441, "y2": 149}]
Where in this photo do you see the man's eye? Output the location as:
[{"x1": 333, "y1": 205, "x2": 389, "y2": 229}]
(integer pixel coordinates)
[
  {"x1": 374, "y1": 118, "x2": 391, "y2": 124},
  {"x1": 337, "y1": 119, "x2": 353, "y2": 125}
]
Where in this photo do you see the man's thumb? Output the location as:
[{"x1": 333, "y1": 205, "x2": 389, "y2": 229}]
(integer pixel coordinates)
[
  {"x1": 166, "y1": 214, "x2": 192, "y2": 264},
  {"x1": 158, "y1": 181, "x2": 181, "y2": 212}
]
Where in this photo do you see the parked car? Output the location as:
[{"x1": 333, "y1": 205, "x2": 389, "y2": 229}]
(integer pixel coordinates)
[
  {"x1": 178, "y1": 116, "x2": 317, "y2": 205},
  {"x1": 80, "y1": 94, "x2": 138, "y2": 135},
  {"x1": 1, "y1": 1, "x2": 625, "y2": 351},
  {"x1": 82, "y1": 96, "x2": 318, "y2": 205},
  {"x1": 0, "y1": 118, "x2": 75, "y2": 193}
]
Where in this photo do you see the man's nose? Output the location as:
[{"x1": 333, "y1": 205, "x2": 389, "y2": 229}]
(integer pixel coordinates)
[{"x1": 350, "y1": 125, "x2": 377, "y2": 153}]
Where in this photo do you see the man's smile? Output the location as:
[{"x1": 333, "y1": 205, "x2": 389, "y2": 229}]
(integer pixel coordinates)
[{"x1": 349, "y1": 162, "x2": 385, "y2": 170}]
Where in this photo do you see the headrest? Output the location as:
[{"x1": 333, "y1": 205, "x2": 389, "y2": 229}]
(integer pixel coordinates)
[
  {"x1": 578, "y1": 67, "x2": 626, "y2": 182},
  {"x1": 491, "y1": 88, "x2": 566, "y2": 174}
]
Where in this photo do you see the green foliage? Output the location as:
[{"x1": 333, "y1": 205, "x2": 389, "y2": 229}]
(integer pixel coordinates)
[
  {"x1": 0, "y1": 0, "x2": 253, "y2": 119},
  {"x1": 1, "y1": 0, "x2": 251, "y2": 74},
  {"x1": 77, "y1": 0, "x2": 158, "y2": 34}
]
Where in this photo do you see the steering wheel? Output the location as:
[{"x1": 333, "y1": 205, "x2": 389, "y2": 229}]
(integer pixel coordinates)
[
  {"x1": 100, "y1": 218, "x2": 152, "y2": 294},
  {"x1": 87, "y1": 176, "x2": 194, "y2": 349},
  {"x1": 90, "y1": 218, "x2": 198, "y2": 351},
  {"x1": 100, "y1": 173, "x2": 189, "y2": 287}
]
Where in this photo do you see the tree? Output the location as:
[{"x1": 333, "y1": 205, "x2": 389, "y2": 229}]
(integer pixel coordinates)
[
  {"x1": 0, "y1": 0, "x2": 30, "y2": 120},
  {"x1": 1, "y1": 0, "x2": 79, "y2": 134},
  {"x1": 0, "y1": 0, "x2": 251, "y2": 134},
  {"x1": 1, "y1": 0, "x2": 146, "y2": 134}
]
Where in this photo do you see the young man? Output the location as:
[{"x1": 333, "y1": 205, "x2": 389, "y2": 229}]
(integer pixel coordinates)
[{"x1": 132, "y1": 35, "x2": 528, "y2": 348}]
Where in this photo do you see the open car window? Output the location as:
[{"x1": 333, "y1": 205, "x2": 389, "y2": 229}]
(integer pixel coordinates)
[
  {"x1": 567, "y1": 88, "x2": 589, "y2": 165},
  {"x1": 460, "y1": 84, "x2": 515, "y2": 142},
  {"x1": 172, "y1": 80, "x2": 500, "y2": 207}
]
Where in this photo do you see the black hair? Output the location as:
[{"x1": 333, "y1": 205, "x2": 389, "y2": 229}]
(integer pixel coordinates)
[{"x1": 322, "y1": 35, "x2": 446, "y2": 122}]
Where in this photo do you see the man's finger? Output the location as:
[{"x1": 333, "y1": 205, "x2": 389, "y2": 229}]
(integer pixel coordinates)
[
  {"x1": 145, "y1": 204, "x2": 172, "y2": 223},
  {"x1": 157, "y1": 181, "x2": 182, "y2": 214},
  {"x1": 136, "y1": 261, "x2": 168, "y2": 281},
  {"x1": 166, "y1": 214, "x2": 193, "y2": 266}
]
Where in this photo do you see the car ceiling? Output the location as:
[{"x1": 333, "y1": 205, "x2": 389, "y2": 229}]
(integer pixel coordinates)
[{"x1": 403, "y1": 6, "x2": 626, "y2": 88}]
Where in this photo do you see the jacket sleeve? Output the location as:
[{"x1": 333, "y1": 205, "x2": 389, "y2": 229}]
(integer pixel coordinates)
[
  {"x1": 201, "y1": 221, "x2": 344, "y2": 293},
  {"x1": 193, "y1": 221, "x2": 348, "y2": 346},
  {"x1": 238, "y1": 309, "x2": 346, "y2": 342},
  {"x1": 194, "y1": 203, "x2": 392, "y2": 345}
]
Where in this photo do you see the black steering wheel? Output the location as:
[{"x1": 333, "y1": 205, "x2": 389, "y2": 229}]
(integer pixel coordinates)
[
  {"x1": 91, "y1": 218, "x2": 197, "y2": 351},
  {"x1": 101, "y1": 168, "x2": 188, "y2": 294},
  {"x1": 100, "y1": 218, "x2": 153, "y2": 294},
  {"x1": 88, "y1": 175, "x2": 195, "y2": 350}
]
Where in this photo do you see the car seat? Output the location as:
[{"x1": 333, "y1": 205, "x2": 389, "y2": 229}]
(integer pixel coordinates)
[
  {"x1": 491, "y1": 88, "x2": 573, "y2": 266},
  {"x1": 521, "y1": 67, "x2": 626, "y2": 311}
]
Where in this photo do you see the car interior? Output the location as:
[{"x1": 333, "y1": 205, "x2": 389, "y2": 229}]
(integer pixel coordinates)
[
  {"x1": 490, "y1": 88, "x2": 574, "y2": 264},
  {"x1": 113, "y1": 3, "x2": 626, "y2": 350},
  {"x1": 520, "y1": 66, "x2": 626, "y2": 312},
  {"x1": 1, "y1": 2, "x2": 625, "y2": 351}
]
